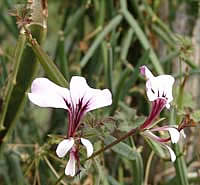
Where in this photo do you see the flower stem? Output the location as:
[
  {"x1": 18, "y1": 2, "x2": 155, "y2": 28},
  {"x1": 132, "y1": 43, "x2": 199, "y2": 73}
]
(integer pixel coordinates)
[{"x1": 84, "y1": 128, "x2": 138, "y2": 162}]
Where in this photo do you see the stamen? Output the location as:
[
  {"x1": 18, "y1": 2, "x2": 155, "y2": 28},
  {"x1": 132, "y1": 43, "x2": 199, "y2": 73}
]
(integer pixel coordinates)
[{"x1": 67, "y1": 97, "x2": 91, "y2": 137}]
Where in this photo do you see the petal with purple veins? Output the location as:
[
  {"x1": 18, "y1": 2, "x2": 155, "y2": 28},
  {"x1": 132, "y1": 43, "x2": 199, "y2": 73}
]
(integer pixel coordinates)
[{"x1": 69, "y1": 76, "x2": 112, "y2": 112}]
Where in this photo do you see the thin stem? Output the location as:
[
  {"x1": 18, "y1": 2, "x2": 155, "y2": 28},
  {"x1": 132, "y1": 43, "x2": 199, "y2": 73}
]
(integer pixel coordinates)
[
  {"x1": 0, "y1": 32, "x2": 26, "y2": 130},
  {"x1": 84, "y1": 128, "x2": 139, "y2": 162},
  {"x1": 144, "y1": 151, "x2": 155, "y2": 185},
  {"x1": 44, "y1": 156, "x2": 67, "y2": 185}
]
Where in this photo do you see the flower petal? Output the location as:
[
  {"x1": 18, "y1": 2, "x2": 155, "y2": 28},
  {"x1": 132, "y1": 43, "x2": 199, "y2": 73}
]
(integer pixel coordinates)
[
  {"x1": 65, "y1": 152, "x2": 76, "y2": 176},
  {"x1": 140, "y1": 65, "x2": 154, "y2": 79},
  {"x1": 150, "y1": 126, "x2": 180, "y2": 144},
  {"x1": 146, "y1": 75, "x2": 174, "y2": 107},
  {"x1": 165, "y1": 145, "x2": 176, "y2": 162},
  {"x1": 167, "y1": 128, "x2": 180, "y2": 144},
  {"x1": 70, "y1": 76, "x2": 112, "y2": 112},
  {"x1": 56, "y1": 138, "x2": 74, "y2": 158},
  {"x1": 28, "y1": 78, "x2": 69, "y2": 109},
  {"x1": 81, "y1": 138, "x2": 93, "y2": 157}
]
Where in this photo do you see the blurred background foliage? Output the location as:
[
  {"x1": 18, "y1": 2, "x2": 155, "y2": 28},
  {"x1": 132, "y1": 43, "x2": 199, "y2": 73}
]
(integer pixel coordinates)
[{"x1": 0, "y1": 0, "x2": 200, "y2": 184}]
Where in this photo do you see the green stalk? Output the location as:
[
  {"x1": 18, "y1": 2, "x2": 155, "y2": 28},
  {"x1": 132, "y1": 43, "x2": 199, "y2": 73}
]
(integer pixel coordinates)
[
  {"x1": 130, "y1": 138, "x2": 144, "y2": 185},
  {"x1": 102, "y1": 42, "x2": 113, "y2": 92},
  {"x1": 143, "y1": 0, "x2": 176, "y2": 43},
  {"x1": 63, "y1": 6, "x2": 86, "y2": 37},
  {"x1": 80, "y1": 15, "x2": 123, "y2": 68},
  {"x1": 84, "y1": 128, "x2": 139, "y2": 162},
  {"x1": 27, "y1": 36, "x2": 68, "y2": 87},
  {"x1": 0, "y1": 33, "x2": 26, "y2": 130},
  {"x1": 120, "y1": 28, "x2": 134, "y2": 62},
  {"x1": 110, "y1": 68, "x2": 132, "y2": 116},
  {"x1": 120, "y1": 0, "x2": 164, "y2": 74},
  {"x1": 170, "y1": 108, "x2": 189, "y2": 185},
  {"x1": 58, "y1": 33, "x2": 69, "y2": 81}
]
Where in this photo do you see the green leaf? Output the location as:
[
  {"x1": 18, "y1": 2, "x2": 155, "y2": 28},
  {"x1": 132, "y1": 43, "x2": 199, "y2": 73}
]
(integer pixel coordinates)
[{"x1": 104, "y1": 135, "x2": 137, "y2": 160}]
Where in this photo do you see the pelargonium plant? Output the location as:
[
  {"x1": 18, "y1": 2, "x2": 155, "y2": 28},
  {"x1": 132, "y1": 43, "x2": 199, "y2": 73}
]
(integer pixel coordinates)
[{"x1": 28, "y1": 76, "x2": 112, "y2": 176}]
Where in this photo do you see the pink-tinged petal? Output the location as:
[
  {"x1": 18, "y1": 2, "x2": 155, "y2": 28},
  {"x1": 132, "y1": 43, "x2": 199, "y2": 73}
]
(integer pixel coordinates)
[
  {"x1": 81, "y1": 138, "x2": 93, "y2": 157},
  {"x1": 65, "y1": 152, "x2": 76, "y2": 176},
  {"x1": 69, "y1": 76, "x2": 112, "y2": 112},
  {"x1": 165, "y1": 145, "x2": 176, "y2": 162},
  {"x1": 150, "y1": 126, "x2": 180, "y2": 144},
  {"x1": 56, "y1": 138, "x2": 74, "y2": 158},
  {"x1": 142, "y1": 130, "x2": 169, "y2": 143},
  {"x1": 28, "y1": 78, "x2": 70, "y2": 109},
  {"x1": 140, "y1": 65, "x2": 154, "y2": 79},
  {"x1": 143, "y1": 131, "x2": 176, "y2": 162}
]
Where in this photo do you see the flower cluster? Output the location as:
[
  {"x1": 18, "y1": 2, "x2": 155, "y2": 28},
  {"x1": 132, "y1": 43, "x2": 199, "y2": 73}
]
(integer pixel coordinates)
[{"x1": 28, "y1": 66, "x2": 185, "y2": 176}]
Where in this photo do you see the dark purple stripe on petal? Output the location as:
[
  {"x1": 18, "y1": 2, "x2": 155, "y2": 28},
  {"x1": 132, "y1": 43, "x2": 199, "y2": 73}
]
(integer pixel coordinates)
[{"x1": 66, "y1": 97, "x2": 90, "y2": 137}]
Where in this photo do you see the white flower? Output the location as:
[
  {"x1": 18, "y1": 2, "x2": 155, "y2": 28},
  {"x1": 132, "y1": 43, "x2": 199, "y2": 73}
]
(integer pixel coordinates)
[
  {"x1": 28, "y1": 77, "x2": 112, "y2": 137},
  {"x1": 28, "y1": 76, "x2": 112, "y2": 176},
  {"x1": 140, "y1": 65, "x2": 175, "y2": 109}
]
